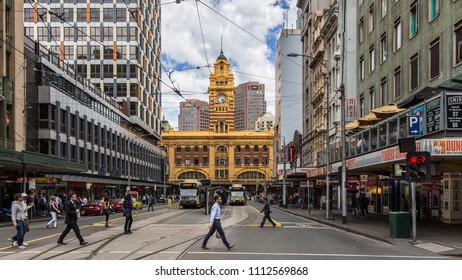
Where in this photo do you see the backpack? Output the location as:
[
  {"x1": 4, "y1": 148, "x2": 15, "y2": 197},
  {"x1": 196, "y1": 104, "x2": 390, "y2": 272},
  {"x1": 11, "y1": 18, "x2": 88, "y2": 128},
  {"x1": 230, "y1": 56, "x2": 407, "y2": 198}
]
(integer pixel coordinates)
[{"x1": 39, "y1": 197, "x2": 46, "y2": 206}]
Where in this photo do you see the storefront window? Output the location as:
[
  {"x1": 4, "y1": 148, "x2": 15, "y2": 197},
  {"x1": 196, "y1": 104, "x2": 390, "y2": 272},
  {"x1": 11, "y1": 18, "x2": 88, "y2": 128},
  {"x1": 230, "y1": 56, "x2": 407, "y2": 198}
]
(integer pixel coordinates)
[{"x1": 388, "y1": 118, "x2": 398, "y2": 144}]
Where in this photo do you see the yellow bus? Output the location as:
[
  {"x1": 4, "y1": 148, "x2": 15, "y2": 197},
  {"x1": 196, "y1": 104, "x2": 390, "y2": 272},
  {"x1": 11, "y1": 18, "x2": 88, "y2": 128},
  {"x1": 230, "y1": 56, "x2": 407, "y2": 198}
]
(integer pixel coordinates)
[{"x1": 229, "y1": 185, "x2": 246, "y2": 205}]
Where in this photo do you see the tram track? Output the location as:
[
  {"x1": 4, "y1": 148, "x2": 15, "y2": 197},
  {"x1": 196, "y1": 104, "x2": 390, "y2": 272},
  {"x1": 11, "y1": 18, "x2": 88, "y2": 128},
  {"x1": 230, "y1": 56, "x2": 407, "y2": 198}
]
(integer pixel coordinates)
[{"x1": 4, "y1": 203, "x2": 236, "y2": 260}]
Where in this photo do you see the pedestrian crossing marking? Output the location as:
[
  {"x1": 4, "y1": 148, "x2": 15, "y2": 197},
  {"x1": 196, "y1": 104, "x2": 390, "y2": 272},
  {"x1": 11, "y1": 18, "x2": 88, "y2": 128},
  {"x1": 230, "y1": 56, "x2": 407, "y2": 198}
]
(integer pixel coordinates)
[{"x1": 415, "y1": 242, "x2": 454, "y2": 253}]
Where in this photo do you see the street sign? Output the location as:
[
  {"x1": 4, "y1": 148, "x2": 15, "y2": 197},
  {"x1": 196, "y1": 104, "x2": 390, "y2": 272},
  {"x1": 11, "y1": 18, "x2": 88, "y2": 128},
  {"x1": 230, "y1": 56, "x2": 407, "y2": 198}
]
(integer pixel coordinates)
[{"x1": 408, "y1": 115, "x2": 421, "y2": 136}]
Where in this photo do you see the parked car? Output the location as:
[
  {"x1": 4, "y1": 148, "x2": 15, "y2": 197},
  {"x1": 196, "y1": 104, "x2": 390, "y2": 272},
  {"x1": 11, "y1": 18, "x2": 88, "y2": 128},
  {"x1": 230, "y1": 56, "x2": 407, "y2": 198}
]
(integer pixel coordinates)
[
  {"x1": 81, "y1": 199, "x2": 103, "y2": 216},
  {"x1": 110, "y1": 198, "x2": 124, "y2": 213},
  {"x1": 132, "y1": 198, "x2": 143, "y2": 210}
]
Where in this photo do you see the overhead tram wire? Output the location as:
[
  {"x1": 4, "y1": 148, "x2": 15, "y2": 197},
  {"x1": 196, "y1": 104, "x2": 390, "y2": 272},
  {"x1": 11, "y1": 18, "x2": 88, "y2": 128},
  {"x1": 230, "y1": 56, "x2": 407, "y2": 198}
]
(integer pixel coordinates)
[
  {"x1": 195, "y1": 0, "x2": 212, "y2": 74},
  {"x1": 27, "y1": 0, "x2": 71, "y2": 71},
  {"x1": 28, "y1": 0, "x2": 181, "y2": 98},
  {"x1": 121, "y1": 0, "x2": 181, "y2": 94},
  {"x1": 195, "y1": 0, "x2": 302, "y2": 68}
]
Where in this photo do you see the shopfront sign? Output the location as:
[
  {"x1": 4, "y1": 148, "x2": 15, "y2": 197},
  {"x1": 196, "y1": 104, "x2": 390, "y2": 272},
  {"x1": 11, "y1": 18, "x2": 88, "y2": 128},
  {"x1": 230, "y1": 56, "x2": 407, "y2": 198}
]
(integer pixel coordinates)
[
  {"x1": 307, "y1": 167, "x2": 324, "y2": 178},
  {"x1": 426, "y1": 97, "x2": 442, "y2": 133},
  {"x1": 447, "y1": 95, "x2": 462, "y2": 129},
  {"x1": 420, "y1": 139, "x2": 462, "y2": 155}
]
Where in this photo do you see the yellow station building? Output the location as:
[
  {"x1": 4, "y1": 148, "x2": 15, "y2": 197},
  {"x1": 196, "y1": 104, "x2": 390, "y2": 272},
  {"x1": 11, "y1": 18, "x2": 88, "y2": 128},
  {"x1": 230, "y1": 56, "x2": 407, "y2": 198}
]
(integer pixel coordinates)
[{"x1": 159, "y1": 50, "x2": 274, "y2": 190}]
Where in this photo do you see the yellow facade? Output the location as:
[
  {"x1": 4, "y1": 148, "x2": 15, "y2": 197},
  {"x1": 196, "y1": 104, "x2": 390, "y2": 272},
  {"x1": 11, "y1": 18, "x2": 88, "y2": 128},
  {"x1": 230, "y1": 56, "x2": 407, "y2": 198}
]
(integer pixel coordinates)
[{"x1": 159, "y1": 51, "x2": 274, "y2": 189}]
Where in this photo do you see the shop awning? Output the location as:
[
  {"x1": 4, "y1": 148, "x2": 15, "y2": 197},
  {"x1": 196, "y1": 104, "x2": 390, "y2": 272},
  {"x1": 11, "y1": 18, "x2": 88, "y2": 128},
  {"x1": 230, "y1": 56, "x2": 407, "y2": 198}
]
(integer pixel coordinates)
[
  {"x1": 371, "y1": 103, "x2": 404, "y2": 118},
  {"x1": 345, "y1": 120, "x2": 360, "y2": 131}
]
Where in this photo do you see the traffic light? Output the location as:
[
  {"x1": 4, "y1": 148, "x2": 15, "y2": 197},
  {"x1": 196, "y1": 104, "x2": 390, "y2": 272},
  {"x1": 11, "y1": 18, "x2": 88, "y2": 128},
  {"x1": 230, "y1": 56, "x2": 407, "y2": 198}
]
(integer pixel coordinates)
[{"x1": 405, "y1": 151, "x2": 431, "y2": 182}]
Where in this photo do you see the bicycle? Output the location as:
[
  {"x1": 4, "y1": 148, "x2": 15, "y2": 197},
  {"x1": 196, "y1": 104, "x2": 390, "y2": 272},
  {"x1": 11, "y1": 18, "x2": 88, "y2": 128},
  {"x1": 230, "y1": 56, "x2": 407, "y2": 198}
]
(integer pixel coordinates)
[
  {"x1": 328, "y1": 208, "x2": 335, "y2": 221},
  {"x1": 307, "y1": 204, "x2": 315, "y2": 216}
]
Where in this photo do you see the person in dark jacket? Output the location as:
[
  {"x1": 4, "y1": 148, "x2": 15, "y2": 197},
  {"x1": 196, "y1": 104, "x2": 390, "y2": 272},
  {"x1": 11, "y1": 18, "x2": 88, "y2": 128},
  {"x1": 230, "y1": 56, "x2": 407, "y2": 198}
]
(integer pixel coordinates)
[
  {"x1": 260, "y1": 197, "x2": 277, "y2": 228},
  {"x1": 123, "y1": 193, "x2": 136, "y2": 234},
  {"x1": 57, "y1": 194, "x2": 87, "y2": 245}
]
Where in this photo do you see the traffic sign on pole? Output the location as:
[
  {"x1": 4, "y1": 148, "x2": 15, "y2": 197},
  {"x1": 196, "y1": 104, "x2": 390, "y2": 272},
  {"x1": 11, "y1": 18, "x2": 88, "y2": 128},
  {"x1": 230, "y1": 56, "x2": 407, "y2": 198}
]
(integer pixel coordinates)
[{"x1": 408, "y1": 115, "x2": 421, "y2": 137}]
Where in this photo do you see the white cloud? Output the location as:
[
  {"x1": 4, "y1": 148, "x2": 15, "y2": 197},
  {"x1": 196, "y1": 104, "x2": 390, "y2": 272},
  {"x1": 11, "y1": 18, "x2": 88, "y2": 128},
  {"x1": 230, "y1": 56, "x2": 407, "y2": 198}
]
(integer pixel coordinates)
[{"x1": 161, "y1": 0, "x2": 298, "y2": 129}]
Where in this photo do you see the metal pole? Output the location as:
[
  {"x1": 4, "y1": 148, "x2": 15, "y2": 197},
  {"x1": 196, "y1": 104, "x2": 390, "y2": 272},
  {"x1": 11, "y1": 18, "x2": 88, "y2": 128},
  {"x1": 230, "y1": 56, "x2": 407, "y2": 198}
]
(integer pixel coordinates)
[
  {"x1": 163, "y1": 160, "x2": 167, "y2": 198},
  {"x1": 325, "y1": 74, "x2": 330, "y2": 220},
  {"x1": 411, "y1": 181, "x2": 417, "y2": 243},
  {"x1": 306, "y1": 179, "x2": 310, "y2": 212},
  {"x1": 127, "y1": 148, "x2": 131, "y2": 193},
  {"x1": 282, "y1": 137, "x2": 287, "y2": 208},
  {"x1": 22, "y1": 163, "x2": 27, "y2": 194},
  {"x1": 341, "y1": 83, "x2": 347, "y2": 224}
]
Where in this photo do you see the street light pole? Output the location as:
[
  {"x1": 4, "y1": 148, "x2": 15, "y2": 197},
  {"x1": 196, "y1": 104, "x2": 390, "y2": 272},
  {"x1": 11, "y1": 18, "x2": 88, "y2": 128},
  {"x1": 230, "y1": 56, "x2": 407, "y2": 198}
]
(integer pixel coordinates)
[
  {"x1": 282, "y1": 136, "x2": 287, "y2": 208},
  {"x1": 340, "y1": 84, "x2": 347, "y2": 224},
  {"x1": 324, "y1": 73, "x2": 330, "y2": 220}
]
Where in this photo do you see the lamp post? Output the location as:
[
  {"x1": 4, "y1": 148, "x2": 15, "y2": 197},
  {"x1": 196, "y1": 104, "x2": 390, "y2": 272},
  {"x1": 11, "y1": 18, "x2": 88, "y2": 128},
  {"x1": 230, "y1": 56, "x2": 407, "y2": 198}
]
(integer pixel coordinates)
[
  {"x1": 288, "y1": 53, "x2": 331, "y2": 219},
  {"x1": 282, "y1": 136, "x2": 287, "y2": 208}
]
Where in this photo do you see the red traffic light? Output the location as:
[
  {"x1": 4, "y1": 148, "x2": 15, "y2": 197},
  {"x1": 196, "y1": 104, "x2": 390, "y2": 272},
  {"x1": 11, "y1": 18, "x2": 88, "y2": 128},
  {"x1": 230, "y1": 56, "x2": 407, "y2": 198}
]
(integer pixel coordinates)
[
  {"x1": 418, "y1": 156, "x2": 427, "y2": 163},
  {"x1": 409, "y1": 156, "x2": 418, "y2": 164}
]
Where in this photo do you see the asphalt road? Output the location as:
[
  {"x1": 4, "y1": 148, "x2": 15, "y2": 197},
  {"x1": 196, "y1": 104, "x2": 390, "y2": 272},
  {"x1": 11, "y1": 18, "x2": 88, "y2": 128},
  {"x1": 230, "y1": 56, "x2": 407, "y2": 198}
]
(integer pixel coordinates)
[{"x1": 0, "y1": 202, "x2": 449, "y2": 260}]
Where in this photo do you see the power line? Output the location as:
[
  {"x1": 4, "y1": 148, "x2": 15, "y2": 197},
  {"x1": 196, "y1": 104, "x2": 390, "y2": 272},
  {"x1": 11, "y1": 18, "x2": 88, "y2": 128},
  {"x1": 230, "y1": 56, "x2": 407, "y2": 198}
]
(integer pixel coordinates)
[{"x1": 195, "y1": 1, "x2": 212, "y2": 74}]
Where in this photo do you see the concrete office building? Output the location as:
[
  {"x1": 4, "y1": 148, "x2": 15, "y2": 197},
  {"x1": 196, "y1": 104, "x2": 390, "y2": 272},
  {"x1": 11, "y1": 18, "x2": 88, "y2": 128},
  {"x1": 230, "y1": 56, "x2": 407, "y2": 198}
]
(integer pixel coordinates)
[
  {"x1": 23, "y1": 0, "x2": 162, "y2": 140},
  {"x1": 178, "y1": 99, "x2": 209, "y2": 131},
  {"x1": 235, "y1": 81, "x2": 266, "y2": 131}
]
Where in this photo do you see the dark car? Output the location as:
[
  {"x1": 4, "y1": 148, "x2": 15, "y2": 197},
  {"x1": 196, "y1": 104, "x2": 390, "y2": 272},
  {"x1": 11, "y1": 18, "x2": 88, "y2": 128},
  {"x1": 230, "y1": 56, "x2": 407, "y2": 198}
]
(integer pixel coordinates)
[
  {"x1": 110, "y1": 198, "x2": 124, "y2": 213},
  {"x1": 81, "y1": 199, "x2": 103, "y2": 216}
]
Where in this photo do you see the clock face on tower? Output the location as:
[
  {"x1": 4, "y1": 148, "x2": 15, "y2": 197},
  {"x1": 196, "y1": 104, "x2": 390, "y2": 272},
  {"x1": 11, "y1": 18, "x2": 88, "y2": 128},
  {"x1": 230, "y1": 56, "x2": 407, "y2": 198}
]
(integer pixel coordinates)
[{"x1": 217, "y1": 94, "x2": 227, "y2": 104}]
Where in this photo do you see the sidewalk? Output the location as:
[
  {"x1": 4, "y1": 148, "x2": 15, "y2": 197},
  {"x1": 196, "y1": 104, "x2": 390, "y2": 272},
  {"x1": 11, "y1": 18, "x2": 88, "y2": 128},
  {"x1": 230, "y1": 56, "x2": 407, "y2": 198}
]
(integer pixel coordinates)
[{"x1": 257, "y1": 200, "x2": 462, "y2": 257}]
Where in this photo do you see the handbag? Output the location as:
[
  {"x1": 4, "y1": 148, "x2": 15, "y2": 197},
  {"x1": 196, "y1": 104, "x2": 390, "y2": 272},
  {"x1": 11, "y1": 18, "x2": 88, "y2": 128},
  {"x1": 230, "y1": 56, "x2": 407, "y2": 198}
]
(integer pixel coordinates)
[{"x1": 24, "y1": 218, "x2": 30, "y2": 232}]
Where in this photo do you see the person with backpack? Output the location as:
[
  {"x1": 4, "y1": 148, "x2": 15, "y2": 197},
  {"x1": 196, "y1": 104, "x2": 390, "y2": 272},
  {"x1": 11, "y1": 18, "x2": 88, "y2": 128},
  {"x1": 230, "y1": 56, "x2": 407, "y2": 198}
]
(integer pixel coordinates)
[
  {"x1": 260, "y1": 197, "x2": 277, "y2": 228},
  {"x1": 101, "y1": 196, "x2": 111, "y2": 227},
  {"x1": 123, "y1": 193, "x2": 137, "y2": 234},
  {"x1": 46, "y1": 196, "x2": 61, "y2": 228},
  {"x1": 39, "y1": 195, "x2": 47, "y2": 217}
]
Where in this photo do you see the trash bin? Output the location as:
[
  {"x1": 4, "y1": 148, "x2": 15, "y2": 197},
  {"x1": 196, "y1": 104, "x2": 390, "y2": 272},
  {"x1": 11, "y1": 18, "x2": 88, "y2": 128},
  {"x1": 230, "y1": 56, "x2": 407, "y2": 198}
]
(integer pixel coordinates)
[
  {"x1": 279, "y1": 200, "x2": 283, "y2": 207},
  {"x1": 389, "y1": 211, "x2": 410, "y2": 238}
]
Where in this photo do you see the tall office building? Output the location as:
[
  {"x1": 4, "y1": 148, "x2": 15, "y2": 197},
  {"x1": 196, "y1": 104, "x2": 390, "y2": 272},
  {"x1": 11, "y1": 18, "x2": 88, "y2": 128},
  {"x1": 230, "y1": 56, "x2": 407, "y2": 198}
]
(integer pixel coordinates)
[
  {"x1": 235, "y1": 82, "x2": 266, "y2": 131},
  {"x1": 23, "y1": 0, "x2": 162, "y2": 140},
  {"x1": 1, "y1": 0, "x2": 24, "y2": 152},
  {"x1": 178, "y1": 99, "x2": 209, "y2": 131},
  {"x1": 274, "y1": 27, "x2": 302, "y2": 169}
]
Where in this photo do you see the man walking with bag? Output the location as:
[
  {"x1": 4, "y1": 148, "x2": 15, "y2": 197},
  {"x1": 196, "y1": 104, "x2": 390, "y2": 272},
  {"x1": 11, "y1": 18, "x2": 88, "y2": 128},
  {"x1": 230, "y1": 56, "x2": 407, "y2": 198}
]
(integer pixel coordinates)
[
  {"x1": 260, "y1": 197, "x2": 277, "y2": 228},
  {"x1": 57, "y1": 194, "x2": 88, "y2": 245},
  {"x1": 201, "y1": 195, "x2": 235, "y2": 250}
]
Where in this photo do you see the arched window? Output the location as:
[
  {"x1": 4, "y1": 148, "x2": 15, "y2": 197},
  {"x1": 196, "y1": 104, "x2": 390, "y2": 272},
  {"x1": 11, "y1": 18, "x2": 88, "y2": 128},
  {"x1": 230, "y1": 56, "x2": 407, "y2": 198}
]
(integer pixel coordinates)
[
  {"x1": 194, "y1": 145, "x2": 199, "y2": 152},
  {"x1": 236, "y1": 171, "x2": 265, "y2": 180},
  {"x1": 254, "y1": 145, "x2": 258, "y2": 152},
  {"x1": 245, "y1": 145, "x2": 250, "y2": 152},
  {"x1": 263, "y1": 145, "x2": 268, "y2": 152},
  {"x1": 203, "y1": 145, "x2": 208, "y2": 152},
  {"x1": 176, "y1": 146, "x2": 181, "y2": 152},
  {"x1": 236, "y1": 145, "x2": 241, "y2": 152},
  {"x1": 185, "y1": 145, "x2": 190, "y2": 152},
  {"x1": 216, "y1": 146, "x2": 227, "y2": 153},
  {"x1": 178, "y1": 172, "x2": 206, "y2": 180}
]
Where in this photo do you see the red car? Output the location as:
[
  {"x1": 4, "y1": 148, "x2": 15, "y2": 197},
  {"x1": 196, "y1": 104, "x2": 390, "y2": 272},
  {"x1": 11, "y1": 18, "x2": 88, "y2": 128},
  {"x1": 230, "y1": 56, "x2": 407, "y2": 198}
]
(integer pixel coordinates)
[
  {"x1": 81, "y1": 199, "x2": 103, "y2": 216},
  {"x1": 110, "y1": 198, "x2": 124, "y2": 213}
]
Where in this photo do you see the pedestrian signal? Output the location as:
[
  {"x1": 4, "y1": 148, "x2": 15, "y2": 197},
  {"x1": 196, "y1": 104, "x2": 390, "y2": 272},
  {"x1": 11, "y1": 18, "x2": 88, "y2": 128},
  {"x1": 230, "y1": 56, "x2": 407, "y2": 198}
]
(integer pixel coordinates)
[{"x1": 405, "y1": 151, "x2": 431, "y2": 182}]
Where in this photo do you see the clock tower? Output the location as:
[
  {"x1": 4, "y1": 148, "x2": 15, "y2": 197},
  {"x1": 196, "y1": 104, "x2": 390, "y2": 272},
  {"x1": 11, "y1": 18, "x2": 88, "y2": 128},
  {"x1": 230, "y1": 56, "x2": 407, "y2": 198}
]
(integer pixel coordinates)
[{"x1": 209, "y1": 50, "x2": 235, "y2": 132}]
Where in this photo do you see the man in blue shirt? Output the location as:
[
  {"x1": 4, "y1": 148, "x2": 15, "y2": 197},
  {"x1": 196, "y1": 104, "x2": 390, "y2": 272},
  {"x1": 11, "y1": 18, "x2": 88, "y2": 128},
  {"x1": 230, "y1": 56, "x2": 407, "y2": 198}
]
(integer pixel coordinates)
[{"x1": 201, "y1": 195, "x2": 235, "y2": 250}]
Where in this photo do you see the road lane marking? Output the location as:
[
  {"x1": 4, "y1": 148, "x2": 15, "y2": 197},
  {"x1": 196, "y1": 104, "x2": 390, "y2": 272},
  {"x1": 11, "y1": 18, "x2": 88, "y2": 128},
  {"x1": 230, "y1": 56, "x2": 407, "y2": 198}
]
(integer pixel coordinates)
[
  {"x1": 415, "y1": 242, "x2": 454, "y2": 253},
  {"x1": 187, "y1": 251, "x2": 448, "y2": 259},
  {"x1": 0, "y1": 225, "x2": 92, "y2": 251}
]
